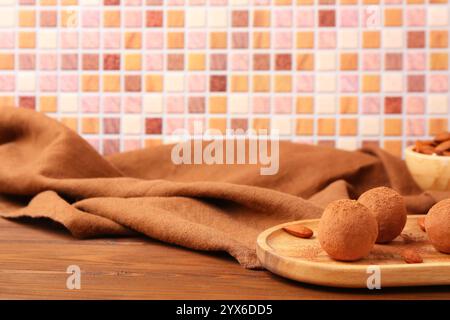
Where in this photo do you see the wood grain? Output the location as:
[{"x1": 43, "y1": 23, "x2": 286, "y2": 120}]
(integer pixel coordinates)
[
  {"x1": 257, "y1": 216, "x2": 450, "y2": 288},
  {"x1": 0, "y1": 217, "x2": 450, "y2": 299}
]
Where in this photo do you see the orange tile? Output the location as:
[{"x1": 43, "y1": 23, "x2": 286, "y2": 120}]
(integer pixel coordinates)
[
  {"x1": 296, "y1": 54, "x2": 314, "y2": 70},
  {"x1": 430, "y1": 31, "x2": 448, "y2": 48},
  {"x1": 231, "y1": 75, "x2": 249, "y2": 92},
  {"x1": 252, "y1": 118, "x2": 270, "y2": 132},
  {"x1": 209, "y1": 96, "x2": 227, "y2": 113},
  {"x1": 40, "y1": 96, "x2": 57, "y2": 113},
  {"x1": 297, "y1": 0, "x2": 314, "y2": 4},
  {"x1": 340, "y1": 96, "x2": 358, "y2": 114},
  {"x1": 362, "y1": 75, "x2": 380, "y2": 93},
  {"x1": 296, "y1": 97, "x2": 314, "y2": 114},
  {"x1": 296, "y1": 32, "x2": 314, "y2": 49},
  {"x1": 104, "y1": 11, "x2": 121, "y2": 28},
  {"x1": 188, "y1": 54, "x2": 206, "y2": 71},
  {"x1": 19, "y1": 32, "x2": 36, "y2": 48},
  {"x1": 145, "y1": 75, "x2": 163, "y2": 92},
  {"x1": 340, "y1": 0, "x2": 358, "y2": 3},
  {"x1": 167, "y1": 10, "x2": 184, "y2": 28},
  {"x1": 40, "y1": 0, "x2": 57, "y2": 5},
  {"x1": 318, "y1": 118, "x2": 336, "y2": 136},
  {"x1": 340, "y1": 53, "x2": 358, "y2": 70},
  {"x1": 253, "y1": 75, "x2": 271, "y2": 92},
  {"x1": 363, "y1": 31, "x2": 380, "y2": 48},
  {"x1": 274, "y1": 75, "x2": 292, "y2": 92},
  {"x1": 384, "y1": 119, "x2": 403, "y2": 136},
  {"x1": 384, "y1": 8, "x2": 403, "y2": 27},
  {"x1": 296, "y1": 118, "x2": 314, "y2": 135},
  {"x1": 82, "y1": 118, "x2": 99, "y2": 134},
  {"x1": 430, "y1": 53, "x2": 448, "y2": 70},
  {"x1": 253, "y1": 10, "x2": 271, "y2": 27},
  {"x1": 208, "y1": 118, "x2": 227, "y2": 134},
  {"x1": 61, "y1": 10, "x2": 78, "y2": 27},
  {"x1": 125, "y1": 32, "x2": 142, "y2": 49},
  {"x1": 60, "y1": 117, "x2": 78, "y2": 132},
  {"x1": 363, "y1": 0, "x2": 379, "y2": 3},
  {"x1": 61, "y1": 0, "x2": 78, "y2": 4},
  {"x1": 429, "y1": 118, "x2": 449, "y2": 135},
  {"x1": 168, "y1": 32, "x2": 184, "y2": 49},
  {"x1": 125, "y1": 54, "x2": 142, "y2": 71},
  {"x1": 340, "y1": 118, "x2": 358, "y2": 136},
  {"x1": 0, "y1": 96, "x2": 15, "y2": 108},
  {"x1": 19, "y1": 10, "x2": 36, "y2": 27},
  {"x1": 103, "y1": 74, "x2": 121, "y2": 92},
  {"x1": 383, "y1": 140, "x2": 403, "y2": 158},
  {"x1": 0, "y1": 54, "x2": 14, "y2": 70},
  {"x1": 253, "y1": 32, "x2": 270, "y2": 49},
  {"x1": 210, "y1": 32, "x2": 227, "y2": 49},
  {"x1": 82, "y1": 75, "x2": 100, "y2": 92}
]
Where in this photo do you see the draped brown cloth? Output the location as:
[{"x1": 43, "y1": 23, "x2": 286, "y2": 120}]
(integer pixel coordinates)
[{"x1": 0, "y1": 107, "x2": 448, "y2": 269}]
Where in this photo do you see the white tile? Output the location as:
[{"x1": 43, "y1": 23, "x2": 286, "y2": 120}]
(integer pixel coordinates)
[
  {"x1": 80, "y1": 0, "x2": 101, "y2": 5},
  {"x1": 317, "y1": 74, "x2": 336, "y2": 92},
  {"x1": 0, "y1": 9, "x2": 15, "y2": 27},
  {"x1": 338, "y1": 30, "x2": 358, "y2": 49},
  {"x1": 0, "y1": 0, "x2": 15, "y2": 5},
  {"x1": 271, "y1": 118, "x2": 292, "y2": 136},
  {"x1": 122, "y1": 115, "x2": 142, "y2": 135},
  {"x1": 143, "y1": 95, "x2": 163, "y2": 113},
  {"x1": 208, "y1": 9, "x2": 228, "y2": 28},
  {"x1": 230, "y1": 0, "x2": 249, "y2": 5},
  {"x1": 316, "y1": 95, "x2": 336, "y2": 114},
  {"x1": 360, "y1": 117, "x2": 380, "y2": 136},
  {"x1": 317, "y1": 52, "x2": 336, "y2": 71},
  {"x1": 337, "y1": 138, "x2": 358, "y2": 151},
  {"x1": 186, "y1": 8, "x2": 206, "y2": 28},
  {"x1": 428, "y1": 95, "x2": 449, "y2": 114},
  {"x1": 383, "y1": 74, "x2": 403, "y2": 92},
  {"x1": 39, "y1": 31, "x2": 58, "y2": 49},
  {"x1": 17, "y1": 72, "x2": 36, "y2": 92},
  {"x1": 165, "y1": 74, "x2": 184, "y2": 92},
  {"x1": 428, "y1": 7, "x2": 449, "y2": 26},
  {"x1": 382, "y1": 30, "x2": 403, "y2": 48},
  {"x1": 60, "y1": 94, "x2": 78, "y2": 113},
  {"x1": 229, "y1": 95, "x2": 249, "y2": 114}
]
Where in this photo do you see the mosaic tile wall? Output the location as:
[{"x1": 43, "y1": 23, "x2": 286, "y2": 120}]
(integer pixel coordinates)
[{"x1": 0, "y1": 0, "x2": 449, "y2": 157}]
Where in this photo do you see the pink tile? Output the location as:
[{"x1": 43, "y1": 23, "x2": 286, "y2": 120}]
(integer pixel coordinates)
[
  {"x1": 39, "y1": 75, "x2": 57, "y2": 92},
  {"x1": 252, "y1": 96, "x2": 270, "y2": 114},
  {"x1": 88, "y1": 139, "x2": 101, "y2": 153},
  {"x1": 103, "y1": 96, "x2": 121, "y2": 113},
  {"x1": 429, "y1": 75, "x2": 449, "y2": 93},
  {"x1": 82, "y1": 10, "x2": 100, "y2": 27},
  {"x1": 126, "y1": 0, "x2": 143, "y2": 5},
  {"x1": 125, "y1": 11, "x2": 142, "y2": 27},
  {"x1": 274, "y1": 97, "x2": 292, "y2": 114},
  {"x1": 406, "y1": 96, "x2": 425, "y2": 114},
  {"x1": 210, "y1": 0, "x2": 226, "y2": 5},
  {"x1": 274, "y1": 32, "x2": 292, "y2": 49},
  {"x1": 188, "y1": 32, "x2": 206, "y2": 49},
  {"x1": 253, "y1": 0, "x2": 270, "y2": 5},
  {"x1": 188, "y1": 118, "x2": 205, "y2": 134},
  {"x1": 167, "y1": 96, "x2": 184, "y2": 113},
  {"x1": 407, "y1": 53, "x2": 426, "y2": 71},
  {"x1": 124, "y1": 96, "x2": 142, "y2": 113},
  {"x1": 362, "y1": 53, "x2": 381, "y2": 71},
  {"x1": 20, "y1": 0, "x2": 35, "y2": 4},
  {"x1": 362, "y1": 97, "x2": 380, "y2": 114},
  {"x1": 60, "y1": 32, "x2": 78, "y2": 49},
  {"x1": 406, "y1": 119, "x2": 425, "y2": 136},
  {"x1": 124, "y1": 139, "x2": 142, "y2": 152},
  {"x1": 145, "y1": 54, "x2": 163, "y2": 70},
  {"x1": 0, "y1": 32, "x2": 14, "y2": 49},
  {"x1": 318, "y1": 31, "x2": 336, "y2": 49},
  {"x1": 296, "y1": 10, "x2": 314, "y2": 28},
  {"x1": 362, "y1": 7, "x2": 381, "y2": 28},
  {"x1": 60, "y1": 75, "x2": 78, "y2": 92},
  {"x1": 103, "y1": 118, "x2": 120, "y2": 134},
  {"x1": 340, "y1": 75, "x2": 359, "y2": 93},
  {"x1": 296, "y1": 75, "x2": 314, "y2": 92},
  {"x1": 188, "y1": 75, "x2": 206, "y2": 92},
  {"x1": 275, "y1": 10, "x2": 292, "y2": 28},
  {"x1": 19, "y1": 54, "x2": 35, "y2": 70},
  {"x1": 82, "y1": 32, "x2": 100, "y2": 49},
  {"x1": 82, "y1": 96, "x2": 100, "y2": 113},
  {"x1": 39, "y1": 54, "x2": 58, "y2": 70},
  {"x1": 103, "y1": 139, "x2": 120, "y2": 156},
  {"x1": 165, "y1": 118, "x2": 184, "y2": 134},
  {"x1": 103, "y1": 32, "x2": 121, "y2": 49},
  {"x1": 0, "y1": 75, "x2": 15, "y2": 91},
  {"x1": 385, "y1": 0, "x2": 402, "y2": 3},
  {"x1": 169, "y1": 0, "x2": 185, "y2": 4},
  {"x1": 146, "y1": 32, "x2": 164, "y2": 49},
  {"x1": 406, "y1": 8, "x2": 425, "y2": 27},
  {"x1": 231, "y1": 54, "x2": 249, "y2": 71},
  {"x1": 340, "y1": 9, "x2": 358, "y2": 27}
]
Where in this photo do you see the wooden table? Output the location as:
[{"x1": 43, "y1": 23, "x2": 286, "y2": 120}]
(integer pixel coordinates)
[{"x1": 0, "y1": 218, "x2": 449, "y2": 300}]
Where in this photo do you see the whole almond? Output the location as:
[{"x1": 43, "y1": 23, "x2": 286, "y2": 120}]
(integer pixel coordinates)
[
  {"x1": 283, "y1": 224, "x2": 313, "y2": 239},
  {"x1": 434, "y1": 131, "x2": 450, "y2": 143},
  {"x1": 417, "y1": 216, "x2": 426, "y2": 232},
  {"x1": 435, "y1": 140, "x2": 450, "y2": 153},
  {"x1": 402, "y1": 249, "x2": 423, "y2": 264},
  {"x1": 415, "y1": 144, "x2": 435, "y2": 155}
]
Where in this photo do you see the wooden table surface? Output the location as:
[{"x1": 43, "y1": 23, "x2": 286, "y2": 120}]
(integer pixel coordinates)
[{"x1": 0, "y1": 217, "x2": 449, "y2": 300}]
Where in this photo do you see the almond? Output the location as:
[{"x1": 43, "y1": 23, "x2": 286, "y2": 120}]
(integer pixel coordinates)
[
  {"x1": 435, "y1": 140, "x2": 450, "y2": 153},
  {"x1": 418, "y1": 216, "x2": 426, "y2": 232},
  {"x1": 415, "y1": 144, "x2": 435, "y2": 155},
  {"x1": 283, "y1": 224, "x2": 313, "y2": 239},
  {"x1": 434, "y1": 131, "x2": 450, "y2": 143},
  {"x1": 402, "y1": 249, "x2": 423, "y2": 264}
]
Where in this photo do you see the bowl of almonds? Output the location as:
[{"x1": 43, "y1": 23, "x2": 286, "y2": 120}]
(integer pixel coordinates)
[{"x1": 405, "y1": 131, "x2": 450, "y2": 191}]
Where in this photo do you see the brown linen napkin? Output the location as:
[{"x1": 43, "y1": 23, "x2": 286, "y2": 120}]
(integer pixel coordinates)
[{"x1": 0, "y1": 107, "x2": 447, "y2": 269}]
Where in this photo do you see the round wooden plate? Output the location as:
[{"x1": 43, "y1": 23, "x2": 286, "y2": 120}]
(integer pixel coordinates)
[{"x1": 256, "y1": 216, "x2": 450, "y2": 288}]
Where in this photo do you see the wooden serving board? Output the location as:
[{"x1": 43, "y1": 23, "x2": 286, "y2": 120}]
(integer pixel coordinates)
[{"x1": 256, "y1": 216, "x2": 450, "y2": 288}]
